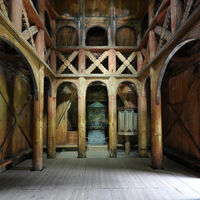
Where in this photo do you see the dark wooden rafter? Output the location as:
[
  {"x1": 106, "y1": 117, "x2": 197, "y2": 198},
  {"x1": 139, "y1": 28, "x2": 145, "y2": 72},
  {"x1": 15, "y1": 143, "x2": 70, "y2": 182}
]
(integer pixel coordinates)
[
  {"x1": 180, "y1": 0, "x2": 194, "y2": 25},
  {"x1": 157, "y1": 5, "x2": 171, "y2": 50}
]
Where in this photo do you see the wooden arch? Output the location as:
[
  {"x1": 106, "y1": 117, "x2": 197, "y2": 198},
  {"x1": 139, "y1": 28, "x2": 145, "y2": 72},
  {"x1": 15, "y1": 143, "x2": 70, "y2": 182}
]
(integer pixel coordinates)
[
  {"x1": 117, "y1": 79, "x2": 139, "y2": 95},
  {"x1": 156, "y1": 39, "x2": 195, "y2": 104},
  {"x1": 56, "y1": 25, "x2": 79, "y2": 46},
  {"x1": 115, "y1": 26, "x2": 136, "y2": 46},
  {"x1": 0, "y1": 36, "x2": 39, "y2": 100}
]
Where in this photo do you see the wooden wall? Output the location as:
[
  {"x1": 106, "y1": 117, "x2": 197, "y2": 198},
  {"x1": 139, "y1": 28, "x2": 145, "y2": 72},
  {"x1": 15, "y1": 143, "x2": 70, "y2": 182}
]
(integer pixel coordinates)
[
  {"x1": 162, "y1": 66, "x2": 200, "y2": 161},
  {"x1": 115, "y1": 27, "x2": 136, "y2": 46},
  {"x1": 0, "y1": 62, "x2": 33, "y2": 161},
  {"x1": 57, "y1": 27, "x2": 79, "y2": 46},
  {"x1": 54, "y1": 0, "x2": 79, "y2": 16},
  {"x1": 53, "y1": 0, "x2": 140, "y2": 17},
  {"x1": 115, "y1": 0, "x2": 138, "y2": 17}
]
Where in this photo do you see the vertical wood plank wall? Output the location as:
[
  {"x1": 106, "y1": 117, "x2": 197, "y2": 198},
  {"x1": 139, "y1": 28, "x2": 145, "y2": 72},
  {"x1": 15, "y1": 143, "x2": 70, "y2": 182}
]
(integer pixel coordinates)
[
  {"x1": 0, "y1": 62, "x2": 33, "y2": 161},
  {"x1": 162, "y1": 66, "x2": 200, "y2": 160}
]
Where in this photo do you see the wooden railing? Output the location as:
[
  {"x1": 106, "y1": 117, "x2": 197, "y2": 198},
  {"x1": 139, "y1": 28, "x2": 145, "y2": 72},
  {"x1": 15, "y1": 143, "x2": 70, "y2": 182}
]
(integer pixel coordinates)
[
  {"x1": 56, "y1": 49, "x2": 139, "y2": 76},
  {"x1": 0, "y1": 0, "x2": 199, "y2": 74},
  {"x1": 0, "y1": 0, "x2": 55, "y2": 69},
  {"x1": 139, "y1": 0, "x2": 200, "y2": 69}
]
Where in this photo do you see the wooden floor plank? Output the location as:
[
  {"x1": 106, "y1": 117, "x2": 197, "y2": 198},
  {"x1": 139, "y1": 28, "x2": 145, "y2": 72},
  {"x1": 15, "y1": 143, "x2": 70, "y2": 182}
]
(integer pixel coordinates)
[{"x1": 0, "y1": 151, "x2": 199, "y2": 200}]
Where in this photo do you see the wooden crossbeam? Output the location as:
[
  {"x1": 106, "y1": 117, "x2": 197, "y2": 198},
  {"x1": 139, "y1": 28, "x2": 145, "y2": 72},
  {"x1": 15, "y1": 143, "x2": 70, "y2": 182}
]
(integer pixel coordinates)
[
  {"x1": 22, "y1": 25, "x2": 39, "y2": 41},
  {"x1": 181, "y1": 0, "x2": 194, "y2": 25},
  {"x1": 45, "y1": 48, "x2": 51, "y2": 62},
  {"x1": 0, "y1": 0, "x2": 8, "y2": 16},
  {"x1": 56, "y1": 51, "x2": 78, "y2": 74},
  {"x1": 22, "y1": 4, "x2": 35, "y2": 48},
  {"x1": 86, "y1": 51, "x2": 109, "y2": 74},
  {"x1": 56, "y1": 88, "x2": 77, "y2": 129},
  {"x1": 117, "y1": 88, "x2": 129, "y2": 107},
  {"x1": 158, "y1": 6, "x2": 171, "y2": 50},
  {"x1": 116, "y1": 51, "x2": 137, "y2": 74},
  {"x1": 154, "y1": 26, "x2": 172, "y2": 41}
]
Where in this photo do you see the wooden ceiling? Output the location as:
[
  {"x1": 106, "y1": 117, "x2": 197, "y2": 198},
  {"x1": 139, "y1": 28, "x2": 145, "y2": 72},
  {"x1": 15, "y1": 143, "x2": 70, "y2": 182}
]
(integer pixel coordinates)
[{"x1": 50, "y1": 0, "x2": 148, "y2": 19}]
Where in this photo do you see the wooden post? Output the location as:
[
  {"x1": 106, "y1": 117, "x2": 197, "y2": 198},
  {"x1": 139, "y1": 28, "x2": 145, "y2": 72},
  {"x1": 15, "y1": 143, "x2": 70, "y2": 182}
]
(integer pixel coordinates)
[
  {"x1": 138, "y1": 94, "x2": 148, "y2": 157},
  {"x1": 137, "y1": 52, "x2": 143, "y2": 72},
  {"x1": 78, "y1": 78, "x2": 86, "y2": 158},
  {"x1": 39, "y1": 0, "x2": 45, "y2": 23},
  {"x1": 9, "y1": 0, "x2": 22, "y2": 32},
  {"x1": 47, "y1": 85, "x2": 56, "y2": 159},
  {"x1": 148, "y1": 28, "x2": 162, "y2": 168},
  {"x1": 150, "y1": 67, "x2": 163, "y2": 169},
  {"x1": 148, "y1": 0, "x2": 154, "y2": 25},
  {"x1": 35, "y1": 29, "x2": 45, "y2": 60},
  {"x1": 125, "y1": 136, "x2": 130, "y2": 155},
  {"x1": 50, "y1": 50, "x2": 57, "y2": 72},
  {"x1": 32, "y1": 66, "x2": 44, "y2": 171},
  {"x1": 149, "y1": 30, "x2": 157, "y2": 60},
  {"x1": 171, "y1": 0, "x2": 183, "y2": 34},
  {"x1": 108, "y1": 49, "x2": 116, "y2": 73},
  {"x1": 108, "y1": 77, "x2": 117, "y2": 158},
  {"x1": 78, "y1": 49, "x2": 86, "y2": 73}
]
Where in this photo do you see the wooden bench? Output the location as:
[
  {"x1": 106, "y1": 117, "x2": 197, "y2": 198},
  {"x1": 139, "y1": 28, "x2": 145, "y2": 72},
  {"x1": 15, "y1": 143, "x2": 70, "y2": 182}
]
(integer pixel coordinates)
[{"x1": 0, "y1": 160, "x2": 12, "y2": 168}]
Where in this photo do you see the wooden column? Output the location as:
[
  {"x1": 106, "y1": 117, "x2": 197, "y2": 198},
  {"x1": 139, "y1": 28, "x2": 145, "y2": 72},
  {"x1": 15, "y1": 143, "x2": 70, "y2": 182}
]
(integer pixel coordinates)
[
  {"x1": 138, "y1": 94, "x2": 148, "y2": 157},
  {"x1": 78, "y1": 78, "x2": 86, "y2": 158},
  {"x1": 47, "y1": 85, "x2": 56, "y2": 159},
  {"x1": 137, "y1": 52, "x2": 143, "y2": 72},
  {"x1": 9, "y1": 0, "x2": 22, "y2": 32},
  {"x1": 108, "y1": 78, "x2": 117, "y2": 158},
  {"x1": 78, "y1": 49, "x2": 86, "y2": 73},
  {"x1": 148, "y1": 28, "x2": 162, "y2": 169},
  {"x1": 35, "y1": 29, "x2": 45, "y2": 60},
  {"x1": 32, "y1": 66, "x2": 44, "y2": 171},
  {"x1": 149, "y1": 30, "x2": 157, "y2": 60},
  {"x1": 50, "y1": 50, "x2": 57, "y2": 72},
  {"x1": 125, "y1": 136, "x2": 130, "y2": 155},
  {"x1": 108, "y1": 49, "x2": 116, "y2": 73},
  {"x1": 171, "y1": 0, "x2": 183, "y2": 34},
  {"x1": 150, "y1": 67, "x2": 163, "y2": 169}
]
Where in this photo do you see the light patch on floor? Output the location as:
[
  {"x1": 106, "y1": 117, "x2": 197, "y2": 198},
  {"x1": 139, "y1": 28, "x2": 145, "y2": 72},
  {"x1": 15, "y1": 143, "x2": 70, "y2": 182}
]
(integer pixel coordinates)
[{"x1": 0, "y1": 151, "x2": 200, "y2": 200}]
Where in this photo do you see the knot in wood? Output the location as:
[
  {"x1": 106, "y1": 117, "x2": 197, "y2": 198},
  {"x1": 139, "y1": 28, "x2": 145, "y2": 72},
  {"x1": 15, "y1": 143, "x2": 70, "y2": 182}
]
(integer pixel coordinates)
[
  {"x1": 64, "y1": 60, "x2": 70, "y2": 67},
  {"x1": 124, "y1": 60, "x2": 130, "y2": 67},
  {"x1": 94, "y1": 60, "x2": 101, "y2": 67}
]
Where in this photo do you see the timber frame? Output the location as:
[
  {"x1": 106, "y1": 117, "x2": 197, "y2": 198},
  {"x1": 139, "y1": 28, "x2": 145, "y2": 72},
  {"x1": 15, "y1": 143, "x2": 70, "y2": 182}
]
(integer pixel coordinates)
[{"x1": 0, "y1": 0, "x2": 200, "y2": 170}]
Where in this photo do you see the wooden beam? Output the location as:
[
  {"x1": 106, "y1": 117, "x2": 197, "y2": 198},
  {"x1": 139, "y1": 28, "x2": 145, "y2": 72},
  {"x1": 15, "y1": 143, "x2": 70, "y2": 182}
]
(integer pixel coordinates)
[
  {"x1": 22, "y1": 25, "x2": 39, "y2": 41},
  {"x1": 154, "y1": 26, "x2": 172, "y2": 41}
]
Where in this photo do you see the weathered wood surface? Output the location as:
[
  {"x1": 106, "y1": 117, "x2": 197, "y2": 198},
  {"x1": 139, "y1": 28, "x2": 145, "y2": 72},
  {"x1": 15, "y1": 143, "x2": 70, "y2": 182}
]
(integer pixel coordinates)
[
  {"x1": 0, "y1": 152, "x2": 200, "y2": 200},
  {"x1": 162, "y1": 67, "x2": 200, "y2": 160},
  {"x1": 0, "y1": 63, "x2": 33, "y2": 162}
]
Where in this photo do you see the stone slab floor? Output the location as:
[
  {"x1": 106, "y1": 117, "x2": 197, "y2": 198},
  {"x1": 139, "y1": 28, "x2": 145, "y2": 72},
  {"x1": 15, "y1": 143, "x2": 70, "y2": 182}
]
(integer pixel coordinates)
[{"x1": 0, "y1": 151, "x2": 200, "y2": 200}]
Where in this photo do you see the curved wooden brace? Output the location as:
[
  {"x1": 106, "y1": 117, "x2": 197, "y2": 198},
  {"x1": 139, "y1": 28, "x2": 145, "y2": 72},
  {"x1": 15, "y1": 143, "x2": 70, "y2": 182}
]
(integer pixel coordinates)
[
  {"x1": 155, "y1": 39, "x2": 195, "y2": 104},
  {"x1": 0, "y1": 36, "x2": 39, "y2": 100}
]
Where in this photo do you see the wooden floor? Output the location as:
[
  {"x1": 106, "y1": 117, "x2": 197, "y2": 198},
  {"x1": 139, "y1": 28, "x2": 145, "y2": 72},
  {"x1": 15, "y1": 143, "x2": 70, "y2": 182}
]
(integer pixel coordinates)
[{"x1": 0, "y1": 151, "x2": 200, "y2": 200}]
